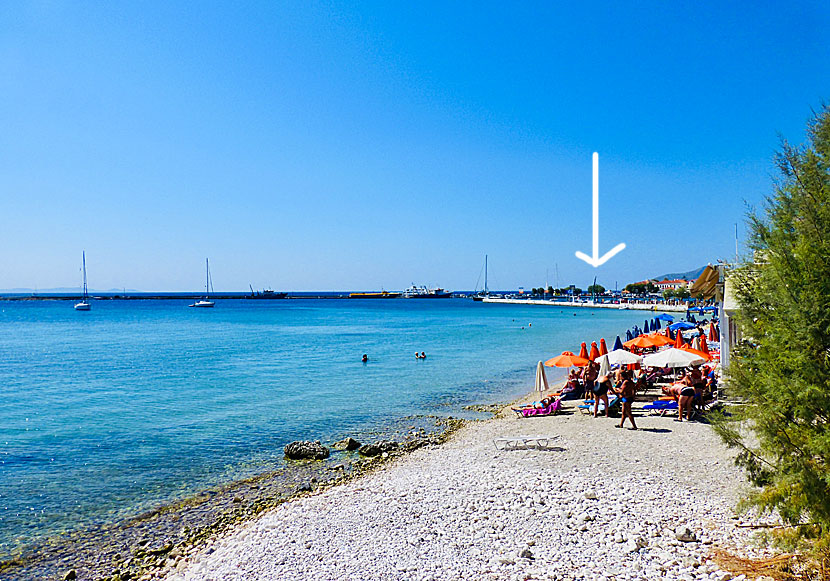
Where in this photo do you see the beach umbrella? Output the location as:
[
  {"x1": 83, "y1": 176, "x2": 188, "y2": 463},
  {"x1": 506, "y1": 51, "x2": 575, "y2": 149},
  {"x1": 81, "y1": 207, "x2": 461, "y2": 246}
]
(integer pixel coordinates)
[
  {"x1": 647, "y1": 332, "x2": 674, "y2": 347},
  {"x1": 599, "y1": 338, "x2": 608, "y2": 356},
  {"x1": 613, "y1": 336, "x2": 624, "y2": 351},
  {"x1": 643, "y1": 320, "x2": 650, "y2": 333},
  {"x1": 642, "y1": 348, "x2": 706, "y2": 368},
  {"x1": 656, "y1": 313, "x2": 675, "y2": 322},
  {"x1": 534, "y1": 361, "x2": 550, "y2": 394},
  {"x1": 624, "y1": 335, "x2": 662, "y2": 350},
  {"x1": 653, "y1": 318, "x2": 661, "y2": 330},
  {"x1": 669, "y1": 321, "x2": 696, "y2": 331},
  {"x1": 625, "y1": 330, "x2": 633, "y2": 341},
  {"x1": 588, "y1": 341, "x2": 600, "y2": 361},
  {"x1": 699, "y1": 335, "x2": 710, "y2": 355},
  {"x1": 597, "y1": 354, "x2": 611, "y2": 378},
  {"x1": 606, "y1": 348, "x2": 643, "y2": 366},
  {"x1": 578, "y1": 342, "x2": 589, "y2": 360},
  {"x1": 680, "y1": 345, "x2": 713, "y2": 362},
  {"x1": 674, "y1": 329, "x2": 686, "y2": 348},
  {"x1": 708, "y1": 323, "x2": 719, "y2": 342},
  {"x1": 545, "y1": 351, "x2": 590, "y2": 368}
]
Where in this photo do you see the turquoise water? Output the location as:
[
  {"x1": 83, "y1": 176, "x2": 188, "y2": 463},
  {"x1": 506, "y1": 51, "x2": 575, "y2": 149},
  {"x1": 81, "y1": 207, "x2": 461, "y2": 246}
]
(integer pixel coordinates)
[{"x1": 0, "y1": 299, "x2": 645, "y2": 557}]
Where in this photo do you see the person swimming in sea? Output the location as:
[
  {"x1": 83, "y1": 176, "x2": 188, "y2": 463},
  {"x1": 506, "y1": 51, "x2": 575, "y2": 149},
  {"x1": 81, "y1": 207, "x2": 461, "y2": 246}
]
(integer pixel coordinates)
[{"x1": 362, "y1": 354, "x2": 368, "y2": 363}]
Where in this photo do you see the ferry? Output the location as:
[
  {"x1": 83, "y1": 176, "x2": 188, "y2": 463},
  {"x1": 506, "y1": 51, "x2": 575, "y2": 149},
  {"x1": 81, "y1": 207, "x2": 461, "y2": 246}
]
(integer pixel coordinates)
[
  {"x1": 348, "y1": 291, "x2": 402, "y2": 299},
  {"x1": 402, "y1": 285, "x2": 452, "y2": 298},
  {"x1": 248, "y1": 286, "x2": 287, "y2": 299}
]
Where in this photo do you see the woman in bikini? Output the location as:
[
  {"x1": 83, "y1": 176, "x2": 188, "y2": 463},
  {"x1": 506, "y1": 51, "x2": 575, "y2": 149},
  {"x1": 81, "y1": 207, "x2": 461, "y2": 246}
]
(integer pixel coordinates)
[{"x1": 614, "y1": 370, "x2": 637, "y2": 430}]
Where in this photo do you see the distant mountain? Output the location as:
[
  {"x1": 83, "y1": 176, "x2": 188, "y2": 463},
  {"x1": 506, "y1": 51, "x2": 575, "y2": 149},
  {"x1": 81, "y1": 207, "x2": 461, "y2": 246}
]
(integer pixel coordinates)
[
  {"x1": 0, "y1": 287, "x2": 142, "y2": 294},
  {"x1": 652, "y1": 265, "x2": 707, "y2": 282}
]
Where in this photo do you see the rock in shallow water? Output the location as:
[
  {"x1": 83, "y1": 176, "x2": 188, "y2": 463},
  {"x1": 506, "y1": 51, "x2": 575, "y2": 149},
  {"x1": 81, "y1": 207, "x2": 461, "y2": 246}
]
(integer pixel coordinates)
[
  {"x1": 332, "y1": 437, "x2": 361, "y2": 451},
  {"x1": 284, "y1": 441, "x2": 330, "y2": 460}
]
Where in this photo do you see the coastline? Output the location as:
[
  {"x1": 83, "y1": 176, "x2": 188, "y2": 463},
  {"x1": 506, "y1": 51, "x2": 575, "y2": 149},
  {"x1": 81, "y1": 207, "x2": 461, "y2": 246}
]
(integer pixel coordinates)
[
  {"x1": 159, "y1": 392, "x2": 772, "y2": 581},
  {"x1": 0, "y1": 416, "x2": 469, "y2": 581}
]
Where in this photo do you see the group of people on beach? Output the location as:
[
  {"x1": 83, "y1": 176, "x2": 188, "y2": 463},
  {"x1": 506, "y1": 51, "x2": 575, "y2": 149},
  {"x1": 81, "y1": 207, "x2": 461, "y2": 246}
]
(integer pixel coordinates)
[{"x1": 548, "y1": 358, "x2": 718, "y2": 427}]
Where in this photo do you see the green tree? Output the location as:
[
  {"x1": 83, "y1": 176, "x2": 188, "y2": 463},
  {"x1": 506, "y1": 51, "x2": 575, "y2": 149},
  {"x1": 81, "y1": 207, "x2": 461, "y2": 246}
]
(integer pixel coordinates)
[
  {"x1": 587, "y1": 284, "x2": 606, "y2": 294},
  {"x1": 625, "y1": 282, "x2": 658, "y2": 295},
  {"x1": 662, "y1": 288, "x2": 675, "y2": 300},
  {"x1": 713, "y1": 105, "x2": 830, "y2": 558},
  {"x1": 674, "y1": 287, "x2": 690, "y2": 300}
]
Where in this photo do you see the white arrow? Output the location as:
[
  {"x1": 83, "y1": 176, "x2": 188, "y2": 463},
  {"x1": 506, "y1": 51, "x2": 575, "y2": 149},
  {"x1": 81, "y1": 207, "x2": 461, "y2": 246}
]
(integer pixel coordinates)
[{"x1": 575, "y1": 152, "x2": 626, "y2": 267}]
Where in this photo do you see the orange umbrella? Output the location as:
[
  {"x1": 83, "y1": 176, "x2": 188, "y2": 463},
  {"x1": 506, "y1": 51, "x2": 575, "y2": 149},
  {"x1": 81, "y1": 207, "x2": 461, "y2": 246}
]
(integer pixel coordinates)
[
  {"x1": 680, "y1": 344, "x2": 713, "y2": 361},
  {"x1": 588, "y1": 341, "x2": 600, "y2": 361},
  {"x1": 624, "y1": 335, "x2": 661, "y2": 349},
  {"x1": 648, "y1": 332, "x2": 674, "y2": 347},
  {"x1": 708, "y1": 323, "x2": 719, "y2": 342},
  {"x1": 599, "y1": 338, "x2": 608, "y2": 356},
  {"x1": 699, "y1": 334, "x2": 709, "y2": 355},
  {"x1": 578, "y1": 342, "x2": 589, "y2": 360},
  {"x1": 665, "y1": 326, "x2": 672, "y2": 339},
  {"x1": 545, "y1": 351, "x2": 590, "y2": 368},
  {"x1": 674, "y1": 329, "x2": 686, "y2": 348}
]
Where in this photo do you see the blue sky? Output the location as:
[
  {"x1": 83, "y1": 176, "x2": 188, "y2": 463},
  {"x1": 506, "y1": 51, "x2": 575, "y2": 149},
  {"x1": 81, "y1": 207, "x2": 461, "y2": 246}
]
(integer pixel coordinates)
[{"x1": 1, "y1": 1, "x2": 828, "y2": 291}]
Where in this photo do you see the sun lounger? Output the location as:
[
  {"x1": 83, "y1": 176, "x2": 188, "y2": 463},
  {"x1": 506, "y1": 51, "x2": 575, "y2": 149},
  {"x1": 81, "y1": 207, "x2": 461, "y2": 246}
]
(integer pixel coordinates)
[
  {"x1": 493, "y1": 435, "x2": 561, "y2": 451},
  {"x1": 511, "y1": 398, "x2": 561, "y2": 418},
  {"x1": 643, "y1": 400, "x2": 678, "y2": 416},
  {"x1": 578, "y1": 395, "x2": 621, "y2": 416}
]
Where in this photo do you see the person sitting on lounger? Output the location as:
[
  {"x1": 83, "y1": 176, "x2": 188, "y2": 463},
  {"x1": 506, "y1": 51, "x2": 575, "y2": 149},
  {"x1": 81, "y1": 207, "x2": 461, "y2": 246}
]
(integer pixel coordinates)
[{"x1": 560, "y1": 369, "x2": 583, "y2": 400}]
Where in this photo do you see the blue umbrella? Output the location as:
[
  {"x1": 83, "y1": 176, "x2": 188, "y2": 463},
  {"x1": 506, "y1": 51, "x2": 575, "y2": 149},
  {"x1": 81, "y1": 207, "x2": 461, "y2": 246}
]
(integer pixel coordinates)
[
  {"x1": 655, "y1": 313, "x2": 674, "y2": 322},
  {"x1": 688, "y1": 314, "x2": 697, "y2": 323},
  {"x1": 613, "y1": 336, "x2": 623, "y2": 351},
  {"x1": 653, "y1": 318, "x2": 661, "y2": 330},
  {"x1": 643, "y1": 320, "x2": 650, "y2": 333},
  {"x1": 625, "y1": 330, "x2": 633, "y2": 341},
  {"x1": 669, "y1": 321, "x2": 696, "y2": 331}
]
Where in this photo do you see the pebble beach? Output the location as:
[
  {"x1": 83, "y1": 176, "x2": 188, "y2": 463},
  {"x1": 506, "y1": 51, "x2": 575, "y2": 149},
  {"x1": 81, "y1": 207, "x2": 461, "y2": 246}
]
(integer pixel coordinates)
[{"x1": 164, "y1": 397, "x2": 770, "y2": 581}]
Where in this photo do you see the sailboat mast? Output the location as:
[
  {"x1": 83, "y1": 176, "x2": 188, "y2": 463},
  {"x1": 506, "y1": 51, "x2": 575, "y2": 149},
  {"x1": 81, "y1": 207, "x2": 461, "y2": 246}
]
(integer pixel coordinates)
[
  {"x1": 82, "y1": 251, "x2": 88, "y2": 300},
  {"x1": 205, "y1": 258, "x2": 210, "y2": 299},
  {"x1": 484, "y1": 254, "x2": 488, "y2": 295}
]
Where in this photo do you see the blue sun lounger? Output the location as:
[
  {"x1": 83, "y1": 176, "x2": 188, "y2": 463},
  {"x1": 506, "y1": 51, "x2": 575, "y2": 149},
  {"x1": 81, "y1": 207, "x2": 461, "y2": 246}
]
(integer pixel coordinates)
[
  {"x1": 643, "y1": 400, "x2": 678, "y2": 416},
  {"x1": 578, "y1": 395, "x2": 621, "y2": 415}
]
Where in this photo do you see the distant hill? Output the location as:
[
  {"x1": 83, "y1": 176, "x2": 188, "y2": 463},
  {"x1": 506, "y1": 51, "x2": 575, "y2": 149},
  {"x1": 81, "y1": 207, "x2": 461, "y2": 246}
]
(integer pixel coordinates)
[
  {"x1": 652, "y1": 265, "x2": 707, "y2": 282},
  {"x1": 0, "y1": 287, "x2": 142, "y2": 294}
]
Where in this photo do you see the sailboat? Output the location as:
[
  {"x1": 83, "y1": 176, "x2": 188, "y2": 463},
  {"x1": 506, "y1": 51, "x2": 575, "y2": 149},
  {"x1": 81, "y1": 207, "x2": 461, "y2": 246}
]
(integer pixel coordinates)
[
  {"x1": 472, "y1": 254, "x2": 489, "y2": 301},
  {"x1": 74, "y1": 251, "x2": 91, "y2": 311},
  {"x1": 189, "y1": 258, "x2": 215, "y2": 308}
]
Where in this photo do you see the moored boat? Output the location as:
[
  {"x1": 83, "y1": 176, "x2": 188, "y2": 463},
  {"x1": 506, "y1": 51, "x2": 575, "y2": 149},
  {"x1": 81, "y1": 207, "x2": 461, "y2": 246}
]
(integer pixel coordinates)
[
  {"x1": 74, "y1": 251, "x2": 91, "y2": 311},
  {"x1": 349, "y1": 291, "x2": 401, "y2": 298},
  {"x1": 402, "y1": 285, "x2": 452, "y2": 298},
  {"x1": 189, "y1": 259, "x2": 215, "y2": 308}
]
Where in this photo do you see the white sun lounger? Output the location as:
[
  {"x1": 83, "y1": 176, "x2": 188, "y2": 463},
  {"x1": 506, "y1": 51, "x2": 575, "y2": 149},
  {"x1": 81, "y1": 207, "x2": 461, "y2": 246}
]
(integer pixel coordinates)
[{"x1": 493, "y1": 435, "x2": 560, "y2": 451}]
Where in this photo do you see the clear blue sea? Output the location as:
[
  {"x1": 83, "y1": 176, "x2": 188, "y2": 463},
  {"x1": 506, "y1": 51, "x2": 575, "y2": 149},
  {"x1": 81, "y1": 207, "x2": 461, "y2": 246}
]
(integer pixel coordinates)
[{"x1": 0, "y1": 298, "x2": 647, "y2": 557}]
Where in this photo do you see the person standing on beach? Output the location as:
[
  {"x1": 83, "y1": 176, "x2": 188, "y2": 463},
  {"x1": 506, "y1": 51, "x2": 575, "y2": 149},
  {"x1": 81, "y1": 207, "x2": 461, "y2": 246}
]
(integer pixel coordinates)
[{"x1": 615, "y1": 370, "x2": 637, "y2": 430}]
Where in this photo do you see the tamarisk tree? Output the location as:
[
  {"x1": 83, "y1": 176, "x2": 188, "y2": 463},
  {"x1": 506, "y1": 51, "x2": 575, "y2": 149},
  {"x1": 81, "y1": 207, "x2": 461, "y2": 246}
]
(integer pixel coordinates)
[{"x1": 714, "y1": 105, "x2": 830, "y2": 554}]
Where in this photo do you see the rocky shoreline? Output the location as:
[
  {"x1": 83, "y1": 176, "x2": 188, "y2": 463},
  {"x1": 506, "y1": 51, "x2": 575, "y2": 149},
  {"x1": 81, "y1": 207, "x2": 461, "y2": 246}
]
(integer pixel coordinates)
[
  {"x1": 0, "y1": 416, "x2": 467, "y2": 581},
  {"x1": 161, "y1": 396, "x2": 777, "y2": 581}
]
